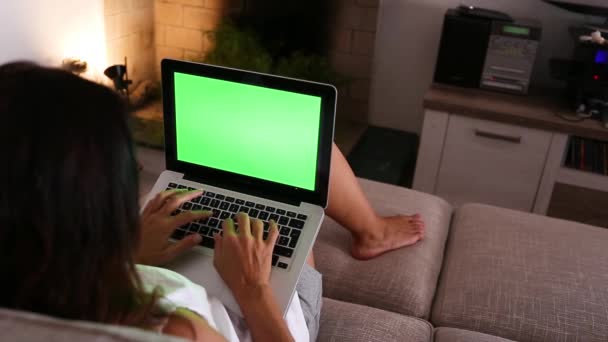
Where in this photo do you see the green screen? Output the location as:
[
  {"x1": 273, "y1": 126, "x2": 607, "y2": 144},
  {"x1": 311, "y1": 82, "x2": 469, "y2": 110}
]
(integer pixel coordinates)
[
  {"x1": 503, "y1": 25, "x2": 530, "y2": 36},
  {"x1": 174, "y1": 72, "x2": 322, "y2": 191}
]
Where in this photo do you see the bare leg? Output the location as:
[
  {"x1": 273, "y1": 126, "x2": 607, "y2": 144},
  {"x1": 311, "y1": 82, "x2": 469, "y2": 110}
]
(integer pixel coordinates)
[{"x1": 326, "y1": 143, "x2": 425, "y2": 260}]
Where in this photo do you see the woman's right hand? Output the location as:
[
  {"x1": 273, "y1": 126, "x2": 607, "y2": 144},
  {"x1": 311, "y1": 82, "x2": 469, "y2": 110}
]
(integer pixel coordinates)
[
  {"x1": 212, "y1": 213, "x2": 279, "y2": 302},
  {"x1": 213, "y1": 213, "x2": 294, "y2": 342}
]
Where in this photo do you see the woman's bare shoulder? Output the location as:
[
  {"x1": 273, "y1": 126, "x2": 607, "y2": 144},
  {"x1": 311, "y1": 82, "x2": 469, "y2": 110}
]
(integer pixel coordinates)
[{"x1": 162, "y1": 307, "x2": 228, "y2": 342}]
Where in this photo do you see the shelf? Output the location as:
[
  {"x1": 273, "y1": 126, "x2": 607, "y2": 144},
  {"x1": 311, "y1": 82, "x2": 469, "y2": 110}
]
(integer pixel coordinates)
[{"x1": 556, "y1": 167, "x2": 608, "y2": 193}]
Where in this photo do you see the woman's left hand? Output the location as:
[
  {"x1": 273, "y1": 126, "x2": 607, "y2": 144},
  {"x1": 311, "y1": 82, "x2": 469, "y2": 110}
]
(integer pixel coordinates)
[{"x1": 136, "y1": 189, "x2": 212, "y2": 266}]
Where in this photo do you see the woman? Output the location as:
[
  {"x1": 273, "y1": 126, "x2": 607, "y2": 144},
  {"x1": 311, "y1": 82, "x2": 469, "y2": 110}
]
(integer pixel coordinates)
[{"x1": 0, "y1": 62, "x2": 424, "y2": 341}]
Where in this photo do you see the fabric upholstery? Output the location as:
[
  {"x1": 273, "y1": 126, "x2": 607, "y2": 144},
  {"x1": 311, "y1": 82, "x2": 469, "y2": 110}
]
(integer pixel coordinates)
[
  {"x1": 432, "y1": 204, "x2": 608, "y2": 342},
  {"x1": 0, "y1": 308, "x2": 184, "y2": 342},
  {"x1": 318, "y1": 298, "x2": 432, "y2": 342},
  {"x1": 313, "y1": 178, "x2": 453, "y2": 318},
  {"x1": 435, "y1": 327, "x2": 515, "y2": 342}
]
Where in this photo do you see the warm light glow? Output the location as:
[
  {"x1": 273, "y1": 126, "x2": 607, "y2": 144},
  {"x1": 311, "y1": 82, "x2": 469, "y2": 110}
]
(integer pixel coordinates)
[{"x1": 61, "y1": 18, "x2": 107, "y2": 83}]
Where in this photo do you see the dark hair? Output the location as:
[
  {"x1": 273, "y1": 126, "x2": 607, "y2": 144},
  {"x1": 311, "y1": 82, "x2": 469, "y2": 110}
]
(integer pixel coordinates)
[{"x1": 0, "y1": 62, "x2": 157, "y2": 325}]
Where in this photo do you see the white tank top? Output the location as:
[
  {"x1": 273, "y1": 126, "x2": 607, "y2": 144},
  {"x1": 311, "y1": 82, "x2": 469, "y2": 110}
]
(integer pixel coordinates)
[{"x1": 136, "y1": 265, "x2": 310, "y2": 342}]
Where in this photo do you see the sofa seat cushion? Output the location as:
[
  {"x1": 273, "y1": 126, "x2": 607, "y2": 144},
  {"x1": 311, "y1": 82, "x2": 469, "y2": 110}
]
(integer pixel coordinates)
[
  {"x1": 435, "y1": 327, "x2": 515, "y2": 342},
  {"x1": 0, "y1": 308, "x2": 184, "y2": 342},
  {"x1": 314, "y1": 178, "x2": 452, "y2": 318},
  {"x1": 318, "y1": 298, "x2": 432, "y2": 342},
  {"x1": 432, "y1": 204, "x2": 608, "y2": 342}
]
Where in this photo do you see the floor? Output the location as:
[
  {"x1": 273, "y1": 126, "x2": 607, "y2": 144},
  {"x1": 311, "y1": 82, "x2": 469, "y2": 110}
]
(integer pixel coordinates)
[{"x1": 334, "y1": 119, "x2": 368, "y2": 156}]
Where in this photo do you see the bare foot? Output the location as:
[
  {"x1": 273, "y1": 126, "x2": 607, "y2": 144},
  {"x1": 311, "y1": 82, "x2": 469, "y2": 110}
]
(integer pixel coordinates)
[{"x1": 351, "y1": 214, "x2": 425, "y2": 260}]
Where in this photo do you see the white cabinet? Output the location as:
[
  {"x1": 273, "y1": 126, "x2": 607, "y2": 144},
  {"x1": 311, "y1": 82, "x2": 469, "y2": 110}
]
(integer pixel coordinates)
[{"x1": 414, "y1": 110, "x2": 555, "y2": 212}]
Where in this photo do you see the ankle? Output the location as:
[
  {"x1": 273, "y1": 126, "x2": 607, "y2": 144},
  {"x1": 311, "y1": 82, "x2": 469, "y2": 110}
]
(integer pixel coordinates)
[{"x1": 352, "y1": 215, "x2": 386, "y2": 242}]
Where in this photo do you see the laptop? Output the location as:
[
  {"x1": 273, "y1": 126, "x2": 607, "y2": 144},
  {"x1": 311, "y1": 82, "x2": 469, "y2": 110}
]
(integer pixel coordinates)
[{"x1": 142, "y1": 59, "x2": 337, "y2": 317}]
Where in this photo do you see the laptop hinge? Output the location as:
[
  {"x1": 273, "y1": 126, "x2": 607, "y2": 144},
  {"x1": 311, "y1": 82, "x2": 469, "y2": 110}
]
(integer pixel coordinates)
[{"x1": 183, "y1": 173, "x2": 302, "y2": 207}]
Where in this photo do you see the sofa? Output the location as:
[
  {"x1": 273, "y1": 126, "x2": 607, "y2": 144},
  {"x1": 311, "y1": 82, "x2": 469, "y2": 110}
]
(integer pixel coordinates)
[{"x1": 2, "y1": 179, "x2": 607, "y2": 341}]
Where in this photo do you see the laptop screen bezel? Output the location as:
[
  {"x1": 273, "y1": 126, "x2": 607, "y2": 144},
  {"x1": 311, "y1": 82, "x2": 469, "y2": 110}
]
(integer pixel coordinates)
[{"x1": 161, "y1": 59, "x2": 336, "y2": 208}]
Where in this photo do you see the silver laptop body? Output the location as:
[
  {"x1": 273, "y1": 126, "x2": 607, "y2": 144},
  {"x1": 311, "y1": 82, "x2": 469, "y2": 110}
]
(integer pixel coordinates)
[{"x1": 142, "y1": 59, "x2": 337, "y2": 316}]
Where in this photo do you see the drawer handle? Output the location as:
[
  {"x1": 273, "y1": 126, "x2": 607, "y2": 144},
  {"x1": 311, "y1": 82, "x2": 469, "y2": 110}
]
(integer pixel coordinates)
[{"x1": 474, "y1": 129, "x2": 522, "y2": 144}]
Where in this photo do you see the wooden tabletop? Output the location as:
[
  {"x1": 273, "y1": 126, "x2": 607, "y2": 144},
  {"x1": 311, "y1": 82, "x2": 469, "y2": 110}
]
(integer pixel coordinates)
[{"x1": 424, "y1": 84, "x2": 608, "y2": 141}]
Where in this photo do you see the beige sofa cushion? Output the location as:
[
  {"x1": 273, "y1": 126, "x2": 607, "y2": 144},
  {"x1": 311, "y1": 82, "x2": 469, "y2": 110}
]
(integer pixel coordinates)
[
  {"x1": 314, "y1": 179, "x2": 452, "y2": 318},
  {"x1": 318, "y1": 298, "x2": 432, "y2": 342},
  {"x1": 435, "y1": 327, "x2": 515, "y2": 342},
  {"x1": 432, "y1": 204, "x2": 608, "y2": 342},
  {"x1": 0, "y1": 308, "x2": 184, "y2": 342}
]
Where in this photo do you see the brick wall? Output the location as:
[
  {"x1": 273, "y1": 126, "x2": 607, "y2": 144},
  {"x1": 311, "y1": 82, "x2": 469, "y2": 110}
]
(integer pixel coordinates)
[
  {"x1": 154, "y1": 0, "x2": 242, "y2": 78},
  {"x1": 152, "y1": 0, "x2": 378, "y2": 123},
  {"x1": 330, "y1": 0, "x2": 379, "y2": 122},
  {"x1": 104, "y1": 0, "x2": 155, "y2": 86}
]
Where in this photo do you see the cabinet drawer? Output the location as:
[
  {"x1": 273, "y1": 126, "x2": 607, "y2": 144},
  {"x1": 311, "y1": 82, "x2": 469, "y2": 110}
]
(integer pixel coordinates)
[{"x1": 436, "y1": 115, "x2": 552, "y2": 211}]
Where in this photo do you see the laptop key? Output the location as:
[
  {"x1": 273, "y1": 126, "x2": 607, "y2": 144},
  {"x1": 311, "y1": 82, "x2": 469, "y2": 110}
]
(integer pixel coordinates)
[
  {"x1": 272, "y1": 255, "x2": 279, "y2": 266},
  {"x1": 212, "y1": 209, "x2": 221, "y2": 218},
  {"x1": 297, "y1": 214, "x2": 308, "y2": 220},
  {"x1": 215, "y1": 194, "x2": 225, "y2": 200},
  {"x1": 236, "y1": 199, "x2": 245, "y2": 205},
  {"x1": 278, "y1": 216, "x2": 289, "y2": 225},
  {"x1": 249, "y1": 209, "x2": 259, "y2": 218},
  {"x1": 280, "y1": 226, "x2": 290, "y2": 236},
  {"x1": 192, "y1": 204, "x2": 202, "y2": 211},
  {"x1": 266, "y1": 206, "x2": 276, "y2": 213},
  {"x1": 168, "y1": 182, "x2": 178, "y2": 188},
  {"x1": 245, "y1": 201, "x2": 255, "y2": 207},
  {"x1": 288, "y1": 219, "x2": 305, "y2": 229},
  {"x1": 258, "y1": 211, "x2": 269, "y2": 220},
  {"x1": 220, "y1": 212, "x2": 230, "y2": 220},
  {"x1": 278, "y1": 262, "x2": 288, "y2": 269},
  {"x1": 199, "y1": 237, "x2": 215, "y2": 249},
  {"x1": 200, "y1": 226, "x2": 210, "y2": 235},
  {"x1": 189, "y1": 223, "x2": 201, "y2": 233},
  {"x1": 210, "y1": 199, "x2": 220, "y2": 208},
  {"x1": 287, "y1": 211, "x2": 296, "y2": 218},
  {"x1": 273, "y1": 246, "x2": 293, "y2": 258},
  {"x1": 269, "y1": 214, "x2": 279, "y2": 222},
  {"x1": 255, "y1": 204, "x2": 265, "y2": 210},
  {"x1": 288, "y1": 238, "x2": 298, "y2": 248},
  {"x1": 276, "y1": 209, "x2": 286, "y2": 215},
  {"x1": 178, "y1": 185, "x2": 187, "y2": 189},
  {"x1": 182, "y1": 202, "x2": 192, "y2": 210},
  {"x1": 226, "y1": 197, "x2": 235, "y2": 203},
  {"x1": 201, "y1": 197, "x2": 211, "y2": 205},
  {"x1": 205, "y1": 192, "x2": 216, "y2": 198},
  {"x1": 290, "y1": 229, "x2": 301, "y2": 239},
  {"x1": 229, "y1": 204, "x2": 239, "y2": 213},
  {"x1": 220, "y1": 201, "x2": 230, "y2": 210},
  {"x1": 239, "y1": 207, "x2": 250, "y2": 214},
  {"x1": 278, "y1": 236, "x2": 290, "y2": 246},
  {"x1": 208, "y1": 218, "x2": 219, "y2": 228}
]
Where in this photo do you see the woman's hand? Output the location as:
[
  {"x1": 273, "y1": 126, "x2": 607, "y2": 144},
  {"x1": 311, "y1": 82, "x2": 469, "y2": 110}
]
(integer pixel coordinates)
[
  {"x1": 136, "y1": 189, "x2": 212, "y2": 266},
  {"x1": 213, "y1": 214, "x2": 294, "y2": 342},
  {"x1": 212, "y1": 213, "x2": 279, "y2": 302}
]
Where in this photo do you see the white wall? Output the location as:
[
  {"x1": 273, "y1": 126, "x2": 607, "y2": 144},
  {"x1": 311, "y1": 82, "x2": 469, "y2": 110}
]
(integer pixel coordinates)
[
  {"x1": 370, "y1": 0, "x2": 585, "y2": 134},
  {"x1": 0, "y1": 0, "x2": 107, "y2": 79}
]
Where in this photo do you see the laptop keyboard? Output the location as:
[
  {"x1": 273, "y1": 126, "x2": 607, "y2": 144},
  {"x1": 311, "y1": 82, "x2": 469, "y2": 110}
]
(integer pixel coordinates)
[{"x1": 166, "y1": 182, "x2": 308, "y2": 270}]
